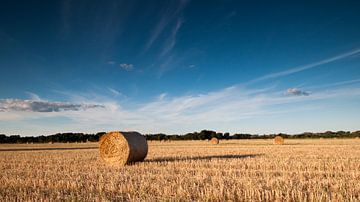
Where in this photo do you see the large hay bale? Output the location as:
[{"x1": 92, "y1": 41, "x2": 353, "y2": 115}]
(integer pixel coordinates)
[
  {"x1": 99, "y1": 131, "x2": 148, "y2": 166},
  {"x1": 210, "y1": 137, "x2": 219, "y2": 145},
  {"x1": 274, "y1": 135, "x2": 284, "y2": 145}
]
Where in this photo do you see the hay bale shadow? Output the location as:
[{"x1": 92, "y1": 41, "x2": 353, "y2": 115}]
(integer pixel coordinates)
[{"x1": 145, "y1": 154, "x2": 263, "y2": 163}]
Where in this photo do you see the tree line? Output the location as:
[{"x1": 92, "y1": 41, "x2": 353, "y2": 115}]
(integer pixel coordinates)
[
  {"x1": 145, "y1": 130, "x2": 360, "y2": 141},
  {"x1": 0, "y1": 132, "x2": 106, "y2": 144},
  {"x1": 0, "y1": 130, "x2": 359, "y2": 144}
]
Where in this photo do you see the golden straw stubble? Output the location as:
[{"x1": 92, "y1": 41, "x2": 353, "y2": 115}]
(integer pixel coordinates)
[
  {"x1": 99, "y1": 131, "x2": 148, "y2": 166},
  {"x1": 274, "y1": 135, "x2": 284, "y2": 145}
]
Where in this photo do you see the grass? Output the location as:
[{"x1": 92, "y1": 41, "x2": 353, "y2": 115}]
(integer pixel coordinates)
[{"x1": 1, "y1": 139, "x2": 360, "y2": 201}]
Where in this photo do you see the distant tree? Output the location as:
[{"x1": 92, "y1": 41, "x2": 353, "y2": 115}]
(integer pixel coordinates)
[{"x1": 224, "y1": 132, "x2": 230, "y2": 140}]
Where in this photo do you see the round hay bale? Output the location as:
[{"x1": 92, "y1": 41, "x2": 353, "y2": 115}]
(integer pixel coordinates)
[
  {"x1": 99, "y1": 131, "x2": 148, "y2": 166},
  {"x1": 210, "y1": 137, "x2": 219, "y2": 145},
  {"x1": 274, "y1": 136, "x2": 284, "y2": 145}
]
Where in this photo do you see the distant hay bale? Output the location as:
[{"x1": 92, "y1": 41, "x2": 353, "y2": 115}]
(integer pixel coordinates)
[
  {"x1": 210, "y1": 137, "x2": 219, "y2": 145},
  {"x1": 99, "y1": 131, "x2": 148, "y2": 166},
  {"x1": 274, "y1": 136, "x2": 284, "y2": 145}
]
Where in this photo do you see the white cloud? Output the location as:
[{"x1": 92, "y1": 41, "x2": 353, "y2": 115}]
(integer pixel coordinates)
[
  {"x1": 0, "y1": 99, "x2": 104, "y2": 112},
  {"x1": 286, "y1": 88, "x2": 310, "y2": 96},
  {"x1": 120, "y1": 63, "x2": 134, "y2": 71}
]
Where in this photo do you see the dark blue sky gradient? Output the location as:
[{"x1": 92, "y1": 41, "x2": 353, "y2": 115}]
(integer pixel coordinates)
[{"x1": 1, "y1": 0, "x2": 360, "y2": 135}]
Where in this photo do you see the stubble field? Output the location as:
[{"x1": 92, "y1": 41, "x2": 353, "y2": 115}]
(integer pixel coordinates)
[{"x1": 1, "y1": 139, "x2": 360, "y2": 201}]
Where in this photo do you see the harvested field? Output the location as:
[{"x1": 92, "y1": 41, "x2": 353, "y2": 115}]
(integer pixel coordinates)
[{"x1": 1, "y1": 139, "x2": 360, "y2": 201}]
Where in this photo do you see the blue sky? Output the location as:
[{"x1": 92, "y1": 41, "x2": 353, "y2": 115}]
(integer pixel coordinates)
[{"x1": 1, "y1": 0, "x2": 360, "y2": 136}]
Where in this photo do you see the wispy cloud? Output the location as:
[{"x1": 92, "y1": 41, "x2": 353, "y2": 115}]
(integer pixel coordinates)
[
  {"x1": 225, "y1": 11, "x2": 237, "y2": 20},
  {"x1": 4, "y1": 81, "x2": 359, "y2": 135},
  {"x1": 158, "y1": 93, "x2": 167, "y2": 101},
  {"x1": 143, "y1": 0, "x2": 190, "y2": 53},
  {"x1": 307, "y1": 78, "x2": 360, "y2": 90},
  {"x1": 60, "y1": 0, "x2": 72, "y2": 39},
  {"x1": 0, "y1": 99, "x2": 104, "y2": 112},
  {"x1": 286, "y1": 88, "x2": 310, "y2": 96},
  {"x1": 157, "y1": 53, "x2": 187, "y2": 78},
  {"x1": 160, "y1": 17, "x2": 183, "y2": 57},
  {"x1": 77, "y1": 85, "x2": 360, "y2": 133},
  {"x1": 120, "y1": 63, "x2": 134, "y2": 71},
  {"x1": 250, "y1": 48, "x2": 360, "y2": 83},
  {"x1": 107, "y1": 61, "x2": 116, "y2": 65},
  {"x1": 59, "y1": 0, "x2": 134, "y2": 57},
  {"x1": 26, "y1": 92, "x2": 42, "y2": 101},
  {"x1": 108, "y1": 88, "x2": 121, "y2": 96}
]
